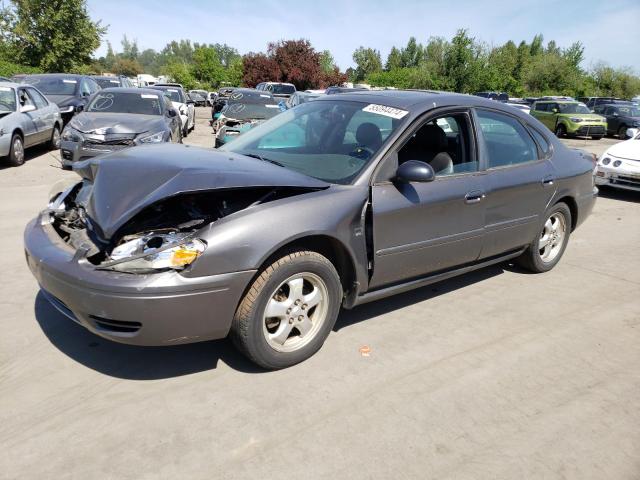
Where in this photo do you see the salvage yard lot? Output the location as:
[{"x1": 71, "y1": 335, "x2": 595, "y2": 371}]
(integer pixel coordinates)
[{"x1": 1, "y1": 107, "x2": 639, "y2": 479}]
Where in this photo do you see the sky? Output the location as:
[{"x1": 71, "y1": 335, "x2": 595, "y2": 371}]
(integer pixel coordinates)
[{"x1": 87, "y1": 0, "x2": 640, "y2": 72}]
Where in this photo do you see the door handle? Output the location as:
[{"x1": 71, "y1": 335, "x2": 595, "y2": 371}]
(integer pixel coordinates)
[
  {"x1": 542, "y1": 176, "x2": 555, "y2": 186},
  {"x1": 465, "y1": 191, "x2": 485, "y2": 204}
]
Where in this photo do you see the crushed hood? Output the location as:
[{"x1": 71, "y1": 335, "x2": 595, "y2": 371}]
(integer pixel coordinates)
[
  {"x1": 73, "y1": 144, "x2": 328, "y2": 240},
  {"x1": 69, "y1": 112, "x2": 163, "y2": 135}
]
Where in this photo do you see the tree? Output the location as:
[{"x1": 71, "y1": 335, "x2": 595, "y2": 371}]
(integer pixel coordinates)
[
  {"x1": 242, "y1": 52, "x2": 280, "y2": 87},
  {"x1": 385, "y1": 47, "x2": 402, "y2": 71},
  {"x1": 121, "y1": 34, "x2": 139, "y2": 60},
  {"x1": 352, "y1": 46, "x2": 382, "y2": 82},
  {"x1": 443, "y1": 29, "x2": 482, "y2": 93},
  {"x1": 163, "y1": 60, "x2": 196, "y2": 89},
  {"x1": 400, "y1": 37, "x2": 422, "y2": 68},
  {"x1": 212, "y1": 43, "x2": 240, "y2": 68},
  {"x1": 192, "y1": 46, "x2": 224, "y2": 85},
  {"x1": 319, "y1": 50, "x2": 335, "y2": 73},
  {"x1": 1, "y1": 0, "x2": 106, "y2": 71},
  {"x1": 111, "y1": 57, "x2": 142, "y2": 76}
]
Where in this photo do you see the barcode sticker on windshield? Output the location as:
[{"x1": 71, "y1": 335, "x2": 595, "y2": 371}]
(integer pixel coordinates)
[
  {"x1": 260, "y1": 94, "x2": 271, "y2": 98},
  {"x1": 0, "y1": 87, "x2": 11, "y2": 91},
  {"x1": 141, "y1": 94, "x2": 157, "y2": 99},
  {"x1": 363, "y1": 104, "x2": 408, "y2": 119},
  {"x1": 63, "y1": 79, "x2": 77, "y2": 84},
  {"x1": 265, "y1": 104, "x2": 279, "y2": 108},
  {"x1": 110, "y1": 80, "x2": 119, "y2": 84},
  {"x1": 167, "y1": 89, "x2": 178, "y2": 92}
]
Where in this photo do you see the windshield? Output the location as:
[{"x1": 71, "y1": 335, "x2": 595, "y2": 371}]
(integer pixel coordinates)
[
  {"x1": 86, "y1": 92, "x2": 162, "y2": 115},
  {"x1": 221, "y1": 102, "x2": 280, "y2": 121},
  {"x1": 0, "y1": 87, "x2": 16, "y2": 112},
  {"x1": 558, "y1": 103, "x2": 591, "y2": 114},
  {"x1": 618, "y1": 106, "x2": 640, "y2": 116},
  {"x1": 95, "y1": 78, "x2": 121, "y2": 88},
  {"x1": 267, "y1": 84, "x2": 295, "y2": 95},
  {"x1": 24, "y1": 76, "x2": 78, "y2": 95},
  {"x1": 220, "y1": 100, "x2": 407, "y2": 184},
  {"x1": 153, "y1": 88, "x2": 183, "y2": 103}
]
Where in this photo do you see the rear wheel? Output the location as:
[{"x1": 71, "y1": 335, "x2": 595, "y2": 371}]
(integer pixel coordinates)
[
  {"x1": 7, "y1": 133, "x2": 25, "y2": 167},
  {"x1": 231, "y1": 250, "x2": 342, "y2": 369},
  {"x1": 517, "y1": 203, "x2": 571, "y2": 273},
  {"x1": 555, "y1": 124, "x2": 566, "y2": 138}
]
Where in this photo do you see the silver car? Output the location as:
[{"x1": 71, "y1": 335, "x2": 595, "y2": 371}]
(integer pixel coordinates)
[{"x1": 0, "y1": 82, "x2": 62, "y2": 166}]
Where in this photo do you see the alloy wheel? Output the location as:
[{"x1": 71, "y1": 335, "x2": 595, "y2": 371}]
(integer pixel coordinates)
[
  {"x1": 538, "y1": 212, "x2": 566, "y2": 263},
  {"x1": 13, "y1": 137, "x2": 24, "y2": 164},
  {"x1": 262, "y1": 272, "x2": 329, "y2": 353}
]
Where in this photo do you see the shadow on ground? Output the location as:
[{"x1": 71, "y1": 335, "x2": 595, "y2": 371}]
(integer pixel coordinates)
[
  {"x1": 35, "y1": 264, "x2": 508, "y2": 380},
  {"x1": 0, "y1": 144, "x2": 57, "y2": 171},
  {"x1": 597, "y1": 186, "x2": 640, "y2": 203}
]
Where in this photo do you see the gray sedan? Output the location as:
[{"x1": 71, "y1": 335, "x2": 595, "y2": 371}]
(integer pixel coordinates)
[
  {"x1": 0, "y1": 82, "x2": 62, "y2": 166},
  {"x1": 59, "y1": 88, "x2": 182, "y2": 168},
  {"x1": 24, "y1": 91, "x2": 597, "y2": 369}
]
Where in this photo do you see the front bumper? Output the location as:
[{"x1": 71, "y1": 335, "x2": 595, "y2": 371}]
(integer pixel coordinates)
[
  {"x1": 24, "y1": 217, "x2": 256, "y2": 346},
  {"x1": 595, "y1": 168, "x2": 640, "y2": 192},
  {"x1": 0, "y1": 133, "x2": 11, "y2": 157},
  {"x1": 567, "y1": 124, "x2": 606, "y2": 136}
]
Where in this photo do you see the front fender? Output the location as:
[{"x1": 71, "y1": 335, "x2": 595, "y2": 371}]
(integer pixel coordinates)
[{"x1": 183, "y1": 185, "x2": 371, "y2": 290}]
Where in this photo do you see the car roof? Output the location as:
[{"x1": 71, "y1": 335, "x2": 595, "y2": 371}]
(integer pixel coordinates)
[
  {"x1": 148, "y1": 85, "x2": 183, "y2": 91},
  {"x1": 21, "y1": 73, "x2": 87, "y2": 79},
  {"x1": 96, "y1": 87, "x2": 162, "y2": 95},
  {"x1": 0, "y1": 82, "x2": 20, "y2": 88}
]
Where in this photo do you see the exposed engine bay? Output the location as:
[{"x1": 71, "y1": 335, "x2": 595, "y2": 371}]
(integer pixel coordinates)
[{"x1": 47, "y1": 181, "x2": 317, "y2": 271}]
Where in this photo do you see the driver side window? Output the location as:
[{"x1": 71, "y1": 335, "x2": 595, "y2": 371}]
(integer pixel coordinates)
[{"x1": 397, "y1": 112, "x2": 475, "y2": 177}]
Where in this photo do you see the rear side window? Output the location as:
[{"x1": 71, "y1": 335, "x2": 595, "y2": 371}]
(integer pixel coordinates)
[
  {"x1": 476, "y1": 109, "x2": 539, "y2": 168},
  {"x1": 529, "y1": 127, "x2": 551, "y2": 157}
]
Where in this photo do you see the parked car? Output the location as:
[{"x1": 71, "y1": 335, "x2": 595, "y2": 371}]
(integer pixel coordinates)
[
  {"x1": 592, "y1": 104, "x2": 640, "y2": 138},
  {"x1": 474, "y1": 91, "x2": 509, "y2": 102},
  {"x1": 505, "y1": 102, "x2": 531, "y2": 115},
  {"x1": 207, "y1": 91, "x2": 218, "y2": 107},
  {"x1": 210, "y1": 87, "x2": 237, "y2": 123},
  {"x1": 25, "y1": 91, "x2": 597, "y2": 369},
  {"x1": 189, "y1": 89, "x2": 208, "y2": 106},
  {"x1": 285, "y1": 91, "x2": 323, "y2": 109},
  {"x1": 148, "y1": 84, "x2": 195, "y2": 137},
  {"x1": 255, "y1": 82, "x2": 296, "y2": 99},
  {"x1": 0, "y1": 82, "x2": 62, "y2": 166},
  {"x1": 212, "y1": 88, "x2": 280, "y2": 146},
  {"x1": 59, "y1": 88, "x2": 181, "y2": 168},
  {"x1": 91, "y1": 75, "x2": 134, "y2": 89},
  {"x1": 530, "y1": 100, "x2": 607, "y2": 139},
  {"x1": 595, "y1": 128, "x2": 640, "y2": 191},
  {"x1": 579, "y1": 97, "x2": 633, "y2": 111},
  {"x1": 0, "y1": 76, "x2": 11, "y2": 82},
  {"x1": 19, "y1": 74, "x2": 100, "y2": 124}
]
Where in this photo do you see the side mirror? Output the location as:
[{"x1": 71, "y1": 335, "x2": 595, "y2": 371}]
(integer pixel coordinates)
[
  {"x1": 551, "y1": 108, "x2": 558, "y2": 113},
  {"x1": 612, "y1": 112, "x2": 619, "y2": 117},
  {"x1": 167, "y1": 109, "x2": 177, "y2": 117},
  {"x1": 75, "y1": 104, "x2": 84, "y2": 113},
  {"x1": 395, "y1": 160, "x2": 435, "y2": 183},
  {"x1": 82, "y1": 91, "x2": 90, "y2": 97},
  {"x1": 20, "y1": 104, "x2": 36, "y2": 113}
]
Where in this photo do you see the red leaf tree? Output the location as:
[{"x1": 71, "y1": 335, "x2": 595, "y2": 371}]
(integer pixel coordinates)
[{"x1": 242, "y1": 40, "x2": 347, "y2": 90}]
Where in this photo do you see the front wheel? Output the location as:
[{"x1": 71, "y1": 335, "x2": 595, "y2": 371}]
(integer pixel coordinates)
[
  {"x1": 555, "y1": 124, "x2": 566, "y2": 138},
  {"x1": 517, "y1": 203, "x2": 571, "y2": 273},
  {"x1": 618, "y1": 126, "x2": 627, "y2": 139},
  {"x1": 231, "y1": 250, "x2": 342, "y2": 369},
  {"x1": 49, "y1": 125, "x2": 61, "y2": 150},
  {"x1": 7, "y1": 133, "x2": 25, "y2": 166}
]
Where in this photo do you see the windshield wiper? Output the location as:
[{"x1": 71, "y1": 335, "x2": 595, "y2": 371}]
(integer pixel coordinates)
[{"x1": 241, "y1": 152, "x2": 286, "y2": 168}]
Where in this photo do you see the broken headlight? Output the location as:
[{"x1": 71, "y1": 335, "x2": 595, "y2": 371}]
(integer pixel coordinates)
[
  {"x1": 61, "y1": 127, "x2": 83, "y2": 142},
  {"x1": 102, "y1": 233, "x2": 206, "y2": 273},
  {"x1": 136, "y1": 131, "x2": 165, "y2": 144}
]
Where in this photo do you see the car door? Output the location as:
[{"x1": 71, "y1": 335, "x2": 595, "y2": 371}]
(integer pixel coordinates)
[
  {"x1": 473, "y1": 108, "x2": 556, "y2": 259},
  {"x1": 369, "y1": 109, "x2": 485, "y2": 288},
  {"x1": 605, "y1": 106, "x2": 620, "y2": 134},
  {"x1": 16, "y1": 87, "x2": 40, "y2": 147},
  {"x1": 27, "y1": 87, "x2": 54, "y2": 144}
]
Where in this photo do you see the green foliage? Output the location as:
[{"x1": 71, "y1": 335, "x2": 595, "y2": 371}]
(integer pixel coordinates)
[
  {"x1": 192, "y1": 46, "x2": 224, "y2": 85},
  {"x1": 163, "y1": 61, "x2": 196, "y2": 89},
  {"x1": 1, "y1": 0, "x2": 106, "y2": 71},
  {"x1": 0, "y1": 58, "x2": 40, "y2": 77},
  {"x1": 363, "y1": 31, "x2": 639, "y2": 98},
  {"x1": 352, "y1": 46, "x2": 382, "y2": 82}
]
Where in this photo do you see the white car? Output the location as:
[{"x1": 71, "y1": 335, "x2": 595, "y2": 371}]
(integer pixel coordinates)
[
  {"x1": 149, "y1": 84, "x2": 195, "y2": 137},
  {"x1": 506, "y1": 102, "x2": 531, "y2": 115},
  {"x1": 595, "y1": 128, "x2": 640, "y2": 192}
]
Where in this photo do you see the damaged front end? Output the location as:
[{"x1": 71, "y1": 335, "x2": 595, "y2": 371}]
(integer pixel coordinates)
[
  {"x1": 212, "y1": 114, "x2": 263, "y2": 146},
  {"x1": 44, "y1": 179, "x2": 321, "y2": 274}
]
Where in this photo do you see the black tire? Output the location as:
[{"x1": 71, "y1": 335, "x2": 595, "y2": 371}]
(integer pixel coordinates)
[
  {"x1": 516, "y1": 202, "x2": 572, "y2": 273},
  {"x1": 7, "y1": 133, "x2": 25, "y2": 167},
  {"x1": 618, "y1": 125, "x2": 627, "y2": 139},
  {"x1": 231, "y1": 250, "x2": 342, "y2": 370},
  {"x1": 182, "y1": 123, "x2": 188, "y2": 138},
  {"x1": 49, "y1": 124, "x2": 61, "y2": 150},
  {"x1": 555, "y1": 124, "x2": 566, "y2": 138},
  {"x1": 591, "y1": 135, "x2": 602, "y2": 140}
]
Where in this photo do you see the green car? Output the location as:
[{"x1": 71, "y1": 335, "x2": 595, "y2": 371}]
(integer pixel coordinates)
[{"x1": 531, "y1": 100, "x2": 607, "y2": 140}]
